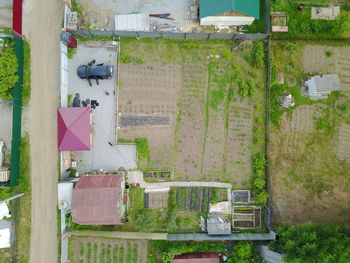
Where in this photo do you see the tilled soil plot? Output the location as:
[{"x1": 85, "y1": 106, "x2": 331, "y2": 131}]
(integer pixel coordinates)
[
  {"x1": 118, "y1": 62, "x2": 181, "y2": 168},
  {"x1": 336, "y1": 123, "x2": 350, "y2": 160},
  {"x1": 175, "y1": 64, "x2": 208, "y2": 180},
  {"x1": 303, "y1": 45, "x2": 350, "y2": 92},
  {"x1": 226, "y1": 102, "x2": 253, "y2": 187},
  {"x1": 71, "y1": 237, "x2": 148, "y2": 263}
]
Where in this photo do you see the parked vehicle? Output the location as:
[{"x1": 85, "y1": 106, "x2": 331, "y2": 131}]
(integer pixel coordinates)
[
  {"x1": 0, "y1": 141, "x2": 6, "y2": 169},
  {"x1": 77, "y1": 60, "x2": 115, "y2": 86}
]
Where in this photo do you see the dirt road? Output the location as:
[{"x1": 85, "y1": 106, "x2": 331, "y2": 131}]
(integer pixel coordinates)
[{"x1": 23, "y1": 0, "x2": 63, "y2": 262}]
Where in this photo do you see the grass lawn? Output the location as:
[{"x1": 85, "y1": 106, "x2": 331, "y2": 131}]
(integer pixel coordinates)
[{"x1": 271, "y1": 0, "x2": 350, "y2": 38}]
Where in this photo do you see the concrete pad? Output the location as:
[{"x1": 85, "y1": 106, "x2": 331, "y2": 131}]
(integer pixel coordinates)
[{"x1": 67, "y1": 43, "x2": 137, "y2": 172}]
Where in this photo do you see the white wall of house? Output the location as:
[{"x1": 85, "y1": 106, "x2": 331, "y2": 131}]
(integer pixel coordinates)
[{"x1": 200, "y1": 16, "x2": 255, "y2": 26}]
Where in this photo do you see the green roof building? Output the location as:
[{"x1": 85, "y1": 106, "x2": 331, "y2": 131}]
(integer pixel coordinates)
[{"x1": 200, "y1": 0, "x2": 260, "y2": 27}]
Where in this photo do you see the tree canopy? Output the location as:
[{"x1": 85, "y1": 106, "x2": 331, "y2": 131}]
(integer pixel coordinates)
[
  {"x1": 0, "y1": 40, "x2": 18, "y2": 100},
  {"x1": 269, "y1": 222, "x2": 350, "y2": 263}
]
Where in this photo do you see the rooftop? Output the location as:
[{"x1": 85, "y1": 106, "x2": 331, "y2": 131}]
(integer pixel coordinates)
[{"x1": 72, "y1": 174, "x2": 124, "y2": 225}]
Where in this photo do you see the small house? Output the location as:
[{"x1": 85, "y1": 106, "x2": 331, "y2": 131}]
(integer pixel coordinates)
[
  {"x1": 304, "y1": 74, "x2": 340, "y2": 100},
  {"x1": 200, "y1": 0, "x2": 260, "y2": 27},
  {"x1": 207, "y1": 215, "x2": 231, "y2": 235},
  {"x1": 72, "y1": 174, "x2": 126, "y2": 225}
]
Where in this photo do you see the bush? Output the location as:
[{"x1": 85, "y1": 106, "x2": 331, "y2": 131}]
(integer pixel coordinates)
[
  {"x1": 325, "y1": 50, "x2": 333, "y2": 58},
  {"x1": 0, "y1": 40, "x2": 18, "y2": 100},
  {"x1": 71, "y1": 0, "x2": 82, "y2": 14},
  {"x1": 269, "y1": 223, "x2": 350, "y2": 263},
  {"x1": 254, "y1": 191, "x2": 269, "y2": 206},
  {"x1": 253, "y1": 178, "x2": 265, "y2": 191},
  {"x1": 253, "y1": 41, "x2": 265, "y2": 68},
  {"x1": 135, "y1": 211, "x2": 156, "y2": 232}
]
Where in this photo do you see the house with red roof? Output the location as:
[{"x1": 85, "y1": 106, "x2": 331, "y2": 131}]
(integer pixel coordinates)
[
  {"x1": 57, "y1": 107, "x2": 92, "y2": 151},
  {"x1": 71, "y1": 174, "x2": 126, "y2": 225},
  {"x1": 171, "y1": 253, "x2": 221, "y2": 263}
]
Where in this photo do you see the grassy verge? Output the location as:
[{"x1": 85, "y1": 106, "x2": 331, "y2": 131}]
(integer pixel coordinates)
[
  {"x1": 14, "y1": 134, "x2": 31, "y2": 263},
  {"x1": 22, "y1": 39, "x2": 31, "y2": 107},
  {"x1": 135, "y1": 138, "x2": 150, "y2": 168}
]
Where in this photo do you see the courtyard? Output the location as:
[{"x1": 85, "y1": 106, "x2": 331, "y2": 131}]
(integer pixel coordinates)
[{"x1": 66, "y1": 42, "x2": 137, "y2": 173}]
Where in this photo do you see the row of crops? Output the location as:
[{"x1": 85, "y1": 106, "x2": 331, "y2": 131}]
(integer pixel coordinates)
[
  {"x1": 78, "y1": 241, "x2": 139, "y2": 263},
  {"x1": 176, "y1": 187, "x2": 212, "y2": 212}
]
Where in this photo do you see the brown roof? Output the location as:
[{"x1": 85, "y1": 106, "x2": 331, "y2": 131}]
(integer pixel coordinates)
[
  {"x1": 172, "y1": 253, "x2": 220, "y2": 263},
  {"x1": 72, "y1": 175, "x2": 124, "y2": 225}
]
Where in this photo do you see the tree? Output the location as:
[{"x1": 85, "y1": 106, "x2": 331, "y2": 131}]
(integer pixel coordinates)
[
  {"x1": 0, "y1": 42, "x2": 18, "y2": 100},
  {"x1": 269, "y1": 223, "x2": 350, "y2": 263}
]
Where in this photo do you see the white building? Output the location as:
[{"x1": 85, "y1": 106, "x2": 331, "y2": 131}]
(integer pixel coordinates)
[
  {"x1": 305, "y1": 74, "x2": 341, "y2": 100},
  {"x1": 200, "y1": 0, "x2": 260, "y2": 27}
]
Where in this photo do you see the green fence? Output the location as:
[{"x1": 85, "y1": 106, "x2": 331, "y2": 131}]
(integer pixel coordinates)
[{"x1": 10, "y1": 35, "x2": 23, "y2": 187}]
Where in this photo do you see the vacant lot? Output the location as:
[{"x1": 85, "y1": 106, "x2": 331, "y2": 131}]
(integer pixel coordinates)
[
  {"x1": 271, "y1": 40, "x2": 350, "y2": 226},
  {"x1": 118, "y1": 38, "x2": 266, "y2": 187},
  {"x1": 69, "y1": 236, "x2": 148, "y2": 263}
]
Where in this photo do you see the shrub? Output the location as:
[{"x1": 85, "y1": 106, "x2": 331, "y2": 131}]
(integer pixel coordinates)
[
  {"x1": 0, "y1": 40, "x2": 18, "y2": 100},
  {"x1": 71, "y1": 0, "x2": 83, "y2": 14},
  {"x1": 253, "y1": 178, "x2": 265, "y2": 191},
  {"x1": 253, "y1": 41, "x2": 265, "y2": 68},
  {"x1": 269, "y1": 223, "x2": 350, "y2": 263},
  {"x1": 254, "y1": 191, "x2": 269, "y2": 206},
  {"x1": 135, "y1": 211, "x2": 156, "y2": 232},
  {"x1": 325, "y1": 50, "x2": 333, "y2": 58}
]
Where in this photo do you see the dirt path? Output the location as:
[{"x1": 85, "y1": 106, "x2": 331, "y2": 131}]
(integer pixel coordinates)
[
  {"x1": 70, "y1": 230, "x2": 167, "y2": 240},
  {"x1": 22, "y1": 0, "x2": 63, "y2": 262}
]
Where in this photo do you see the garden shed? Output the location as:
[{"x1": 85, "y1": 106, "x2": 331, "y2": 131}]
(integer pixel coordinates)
[
  {"x1": 57, "y1": 107, "x2": 92, "y2": 151},
  {"x1": 207, "y1": 215, "x2": 231, "y2": 235},
  {"x1": 200, "y1": 0, "x2": 260, "y2": 26},
  {"x1": 305, "y1": 74, "x2": 341, "y2": 100},
  {"x1": 72, "y1": 174, "x2": 126, "y2": 225}
]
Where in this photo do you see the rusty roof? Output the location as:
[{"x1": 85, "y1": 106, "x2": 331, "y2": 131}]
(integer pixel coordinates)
[{"x1": 72, "y1": 175, "x2": 124, "y2": 225}]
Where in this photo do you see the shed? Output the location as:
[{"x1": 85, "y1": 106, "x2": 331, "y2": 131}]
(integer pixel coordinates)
[
  {"x1": 57, "y1": 182, "x2": 74, "y2": 212},
  {"x1": 58, "y1": 107, "x2": 92, "y2": 151},
  {"x1": 72, "y1": 174, "x2": 125, "y2": 225},
  {"x1": 0, "y1": 220, "x2": 12, "y2": 248},
  {"x1": 200, "y1": 0, "x2": 259, "y2": 26},
  {"x1": 0, "y1": 202, "x2": 10, "y2": 219},
  {"x1": 207, "y1": 215, "x2": 231, "y2": 235},
  {"x1": 305, "y1": 74, "x2": 340, "y2": 100},
  {"x1": 115, "y1": 14, "x2": 150, "y2": 31},
  {"x1": 261, "y1": 246, "x2": 285, "y2": 263}
]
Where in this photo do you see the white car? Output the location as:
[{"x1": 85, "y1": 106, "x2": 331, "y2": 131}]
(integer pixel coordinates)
[{"x1": 0, "y1": 141, "x2": 5, "y2": 169}]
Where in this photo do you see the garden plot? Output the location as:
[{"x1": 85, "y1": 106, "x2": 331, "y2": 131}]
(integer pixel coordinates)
[
  {"x1": 290, "y1": 105, "x2": 323, "y2": 133},
  {"x1": 118, "y1": 39, "x2": 266, "y2": 186},
  {"x1": 144, "y1": 192, "x2": 169, "y2": 209},
  {"x1": 175, "y1": 64, "x2": 208, "y2": 180},
  {"x1": 70, "y1": 236, "x2": 148, "y2": 263},
  {"x1": 226, "y1": 102, "x2": 254, "y2": 187},
  {"x1": 336, "y1": 123, "x2": 350, "y2": 160},
  {"x1": 303, "y1": 45, "x2": 350, "y2": 91},
  {"x1": 270, "y1": 106, "x2": 350, "y2": 226},
  {"x1": 176, "y1": 187, "x2": 212, "y2": 212}
]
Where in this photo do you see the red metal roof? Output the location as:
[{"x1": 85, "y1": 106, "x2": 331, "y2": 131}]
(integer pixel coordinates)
[
  {"x1": 57, "y1": 107, "x2": 91, "y2": 151},
  {"x1": 172, "y1": 253, "x2": 220, "y2": 263},
  {"x1": 72, "y1": 175, "x2": 124, "y2": 225}
]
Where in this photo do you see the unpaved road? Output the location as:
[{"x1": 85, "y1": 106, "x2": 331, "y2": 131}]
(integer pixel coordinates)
[{"x1": 23, "y1": 0, "x2": 63, "y2": 262}]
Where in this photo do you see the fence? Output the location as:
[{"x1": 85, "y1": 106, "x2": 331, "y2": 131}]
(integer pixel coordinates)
[{"x1": 69, "y1": 30, "x2": 269, "y2": 40}]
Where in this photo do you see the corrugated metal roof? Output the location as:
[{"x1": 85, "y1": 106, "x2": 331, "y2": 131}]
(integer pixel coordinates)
[
  {"x1": 200, "y1": 0, "x2": 260, "y2": 19},
  {"x1": 72, "y1": 175, "x2": 124, "y2": 225}
]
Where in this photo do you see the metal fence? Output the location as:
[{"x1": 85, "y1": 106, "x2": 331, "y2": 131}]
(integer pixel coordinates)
[
  {"x1": 69, "y1": 30, "x2": 269, "y2": 40},
  {"x1": 10, "y1": 35, "x2": 23, "y2": 188}
]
